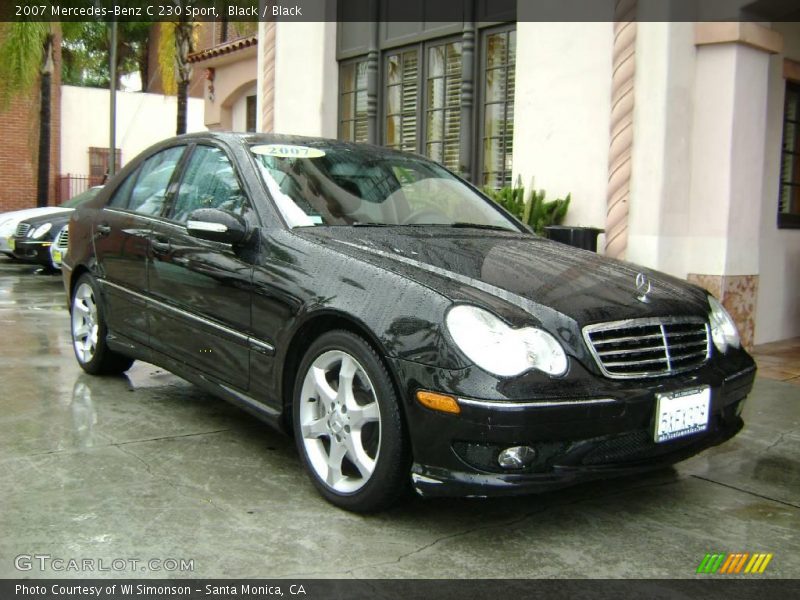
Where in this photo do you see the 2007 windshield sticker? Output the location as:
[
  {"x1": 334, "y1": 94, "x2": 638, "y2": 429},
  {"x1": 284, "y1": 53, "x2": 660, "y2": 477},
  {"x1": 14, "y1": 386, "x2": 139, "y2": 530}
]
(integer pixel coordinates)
[{"x1": 251, "y1": 144, "x2": 326, "y2": 158}]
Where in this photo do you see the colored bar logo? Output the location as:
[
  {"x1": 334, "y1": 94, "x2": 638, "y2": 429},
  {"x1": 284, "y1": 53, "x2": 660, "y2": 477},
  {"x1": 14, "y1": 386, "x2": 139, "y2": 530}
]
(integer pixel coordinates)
[{"x1": 696, "y1": 553, "x2": 773, "y2": 574}]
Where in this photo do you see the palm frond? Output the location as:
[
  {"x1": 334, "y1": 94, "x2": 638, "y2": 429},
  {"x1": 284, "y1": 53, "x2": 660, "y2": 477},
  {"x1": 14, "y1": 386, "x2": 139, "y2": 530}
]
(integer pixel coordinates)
[
  {"x1": 59, "y1": 21, "x2": 84, "y2": 40},
  {"x1": 158, "y1": 22, "x2": 177, "y2": 95},
  {"x1": 0, "y1": 22, "x2": 49, "y2": 108}
]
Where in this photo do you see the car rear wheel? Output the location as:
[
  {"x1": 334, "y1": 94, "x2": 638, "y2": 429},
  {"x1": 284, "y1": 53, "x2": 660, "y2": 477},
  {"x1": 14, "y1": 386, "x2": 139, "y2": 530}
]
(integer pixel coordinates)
[
  {"x1": 293, "y1": 330, "x2": 410, "y2": 512},
  {"x1": 71, "y1": 274, "x2": 133, "y2": 375}
]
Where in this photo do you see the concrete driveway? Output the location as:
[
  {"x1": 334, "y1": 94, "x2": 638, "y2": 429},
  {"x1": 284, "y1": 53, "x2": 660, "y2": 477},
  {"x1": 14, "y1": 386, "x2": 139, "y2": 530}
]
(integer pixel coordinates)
[{"x1": 1, "y1": 258, "x2": 798, "y2": 579}]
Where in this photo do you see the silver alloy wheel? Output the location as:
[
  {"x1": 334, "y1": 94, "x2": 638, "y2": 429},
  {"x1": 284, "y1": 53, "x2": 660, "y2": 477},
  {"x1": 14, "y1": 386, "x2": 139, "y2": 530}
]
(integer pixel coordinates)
[
  {"x1": 71, "y1": 282, "x2": 99, "y2": 364},
  {"x1": 298, "y1": 350, "x2": 382, "y2": 493}
]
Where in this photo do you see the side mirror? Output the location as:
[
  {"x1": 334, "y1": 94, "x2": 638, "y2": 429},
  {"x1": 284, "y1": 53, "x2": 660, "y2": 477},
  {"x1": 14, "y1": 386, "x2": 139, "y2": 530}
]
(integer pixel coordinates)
[{"x1": 186, "y1": 208, "x2": 249, "y2": 245}]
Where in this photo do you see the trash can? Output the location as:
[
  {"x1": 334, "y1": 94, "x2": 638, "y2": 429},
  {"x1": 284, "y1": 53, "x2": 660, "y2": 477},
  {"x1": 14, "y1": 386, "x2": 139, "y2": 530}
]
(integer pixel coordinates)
[{"x1": 543, "y1": 226, "x2": 604, "y2": 252}]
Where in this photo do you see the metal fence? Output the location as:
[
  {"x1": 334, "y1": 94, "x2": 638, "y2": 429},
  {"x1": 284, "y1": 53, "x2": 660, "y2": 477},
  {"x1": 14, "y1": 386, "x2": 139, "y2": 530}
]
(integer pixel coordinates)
[{"x1": 57, "y1": 174, "x2": 103, "y2": 204}]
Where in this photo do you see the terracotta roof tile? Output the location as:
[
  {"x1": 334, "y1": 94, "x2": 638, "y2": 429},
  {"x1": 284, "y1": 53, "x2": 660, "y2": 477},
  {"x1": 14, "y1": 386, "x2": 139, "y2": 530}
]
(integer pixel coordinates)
[{"x1": 188, "y1": 36, "x2": 258, "y2": 63}]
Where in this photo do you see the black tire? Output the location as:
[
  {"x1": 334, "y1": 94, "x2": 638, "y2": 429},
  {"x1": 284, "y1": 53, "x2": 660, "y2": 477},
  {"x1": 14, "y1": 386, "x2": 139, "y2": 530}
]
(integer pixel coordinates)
[
  {"x1": 292, "y1": 330, "x2": 410, "y2": 512},
  {"x1": 70, "y1": 273, "x2": 134, "y2": 375}
]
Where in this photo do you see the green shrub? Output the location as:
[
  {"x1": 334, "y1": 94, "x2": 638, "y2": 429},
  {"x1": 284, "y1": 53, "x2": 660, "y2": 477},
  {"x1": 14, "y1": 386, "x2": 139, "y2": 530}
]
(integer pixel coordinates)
[{"x1": 483, "y1": 176, "x2": 570, "y2": 235}]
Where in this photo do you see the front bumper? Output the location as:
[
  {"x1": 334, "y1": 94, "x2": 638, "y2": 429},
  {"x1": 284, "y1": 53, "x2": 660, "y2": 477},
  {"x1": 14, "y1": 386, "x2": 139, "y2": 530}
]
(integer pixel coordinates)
[
  {"x1": 11, "y1": 238, "x2": 55, "y2": 267},
  {"x1": 390, "y1": 352, "x2": 755, "y2": 498},
  {"x1": 0, "y1": 235, "x2": 13, "y2": 255}
]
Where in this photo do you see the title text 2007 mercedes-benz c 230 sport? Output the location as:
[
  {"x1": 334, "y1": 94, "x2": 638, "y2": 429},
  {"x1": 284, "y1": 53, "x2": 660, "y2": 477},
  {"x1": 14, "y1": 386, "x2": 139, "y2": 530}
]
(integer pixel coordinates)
[{"x1": 62, "y1": 132, "x2": 755, "y2": 512}]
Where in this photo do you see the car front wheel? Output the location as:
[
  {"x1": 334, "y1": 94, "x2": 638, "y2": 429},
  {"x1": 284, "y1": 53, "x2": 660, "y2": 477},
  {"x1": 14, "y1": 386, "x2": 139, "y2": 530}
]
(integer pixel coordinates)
[
  {"x1": 70, "y1": 274, "x2": 134, "y2": 375},
  {"x1": 293, "y1": 330, "x2": 410, "y2": 512}
]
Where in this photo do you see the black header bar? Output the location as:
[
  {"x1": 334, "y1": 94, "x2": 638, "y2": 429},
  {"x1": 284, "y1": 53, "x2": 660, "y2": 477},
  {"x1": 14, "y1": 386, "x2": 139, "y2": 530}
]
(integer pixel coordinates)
[
  {"x1": 1, "y1": 0, "x2": 799, "y2": 23},
  {"x1": 2, "y1": 579, "x2": 800, "y2": 600}
]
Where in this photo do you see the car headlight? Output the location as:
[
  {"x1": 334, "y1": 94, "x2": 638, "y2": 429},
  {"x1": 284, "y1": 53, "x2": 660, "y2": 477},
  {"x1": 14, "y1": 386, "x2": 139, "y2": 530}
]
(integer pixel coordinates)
[
  {"x1": 708, "y1": 296, "x2": 740, "y2": 353},
  {"x1": 30, "y1": 223, "x2": 52, "y2": 239},
  {"x1": 446, "y1": 305, "x2": 568, "y2": 377}
]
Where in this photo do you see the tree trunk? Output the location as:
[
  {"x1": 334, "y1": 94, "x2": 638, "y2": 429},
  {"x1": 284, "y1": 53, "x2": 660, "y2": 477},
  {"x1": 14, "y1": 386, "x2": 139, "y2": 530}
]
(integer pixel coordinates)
[
  {"x1": 139, "y1": 37, "x2": 149, "y2": 92},
  {"x1": 174, "y1": 13, "x2": 194, "y2": 135},
  {"x1": 176, "y1": 80, "x2": 188, "y2": 134},
  {"x1": 37, "y1": 35, "x2": 54, "y2": 208}
]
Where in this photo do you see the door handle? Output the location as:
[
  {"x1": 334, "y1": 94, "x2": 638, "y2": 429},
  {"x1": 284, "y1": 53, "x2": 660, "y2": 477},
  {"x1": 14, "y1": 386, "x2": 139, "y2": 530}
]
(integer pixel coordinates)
[
  {"x1": 152, "y1": 240, "x2": 171, "y2": 255},
  {"x1": 95, "y1": 223, "x2": 111, "y2": 237}
]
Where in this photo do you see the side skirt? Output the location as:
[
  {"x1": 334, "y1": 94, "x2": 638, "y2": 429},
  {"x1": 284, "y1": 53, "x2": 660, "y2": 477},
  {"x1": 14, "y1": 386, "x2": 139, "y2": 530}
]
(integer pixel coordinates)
[{"x1": 107, "y1": 332, "x2": 289, "y2": 434}]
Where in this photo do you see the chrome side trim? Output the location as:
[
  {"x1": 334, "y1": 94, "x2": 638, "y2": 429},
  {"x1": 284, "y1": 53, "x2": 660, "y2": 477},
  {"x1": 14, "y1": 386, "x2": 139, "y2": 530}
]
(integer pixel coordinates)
[
  {"x1": 99, "y1": 279, "x2": 275, "y2": 353},
  {"x1": 457, "y1": 397, "x2": 618, "y2": 410},
  {"x1": 219, "y1": 384, "x2": 281, "y2": 418},
  {"x1": 723, "y1": 365, "x2": 757, "y2": 382},
  {"x1": 187, "y1": 220, "x2": 227, "y2": 233},
  {"x1": 249, "y1": 338, "x2": 275, "y2": 354},
  {"x1": 102, "y1": 279, "x2": 149, "y2": 303},
  {"x1": 104, "y1": 208, "x2": 186, "y2": 230}
]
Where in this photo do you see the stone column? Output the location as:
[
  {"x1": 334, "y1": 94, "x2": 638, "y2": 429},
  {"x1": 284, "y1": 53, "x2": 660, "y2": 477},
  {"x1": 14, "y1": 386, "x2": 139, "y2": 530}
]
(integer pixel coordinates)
[
  {"x1": 366, "y1": 20, "x2": 380, "y2": 145},
  {"x1": 605, "y1": 0, "x2": 637, "y2": 259},
  {"x1": 257, "y1": 20, "x2": 276, "y2": 133},
  {"x1": 459, "y1": 8, "x2": 476, "y2": 182},
  {"x1": 686, "y1": 23, "x2": 782, "y2": 349}
]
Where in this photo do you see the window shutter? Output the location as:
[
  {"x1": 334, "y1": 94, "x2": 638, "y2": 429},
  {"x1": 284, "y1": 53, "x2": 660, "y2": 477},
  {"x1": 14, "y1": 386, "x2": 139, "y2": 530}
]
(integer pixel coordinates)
[
  {"x1": 426, "y1": 41, "x2": 462, "y2": 172},
  {"x1": 386, "y1": 50, "x2": 419, "y2": 152}
]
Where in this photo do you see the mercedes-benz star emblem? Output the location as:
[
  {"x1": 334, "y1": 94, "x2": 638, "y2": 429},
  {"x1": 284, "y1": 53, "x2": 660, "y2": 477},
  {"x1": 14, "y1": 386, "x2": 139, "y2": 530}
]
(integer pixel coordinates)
[{"x1": 635, "y1": 272, "x2": 651, "y2": 303}]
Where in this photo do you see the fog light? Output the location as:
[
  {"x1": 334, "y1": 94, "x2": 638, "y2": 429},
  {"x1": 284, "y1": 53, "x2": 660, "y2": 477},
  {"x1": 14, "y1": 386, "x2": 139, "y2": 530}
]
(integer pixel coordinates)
[{"x1": 497, "y1": 446, "x2": 537, "y2": 469}]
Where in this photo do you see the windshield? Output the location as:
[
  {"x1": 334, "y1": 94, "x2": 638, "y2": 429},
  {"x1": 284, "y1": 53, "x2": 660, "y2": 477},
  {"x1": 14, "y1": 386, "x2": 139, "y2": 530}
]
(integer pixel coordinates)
[
  {"x1": 62, "y1": 186, "x2": 102, "y2": 208},
  {"x1": 250, "y1": 144, "x2": 519, "y2": 231}
]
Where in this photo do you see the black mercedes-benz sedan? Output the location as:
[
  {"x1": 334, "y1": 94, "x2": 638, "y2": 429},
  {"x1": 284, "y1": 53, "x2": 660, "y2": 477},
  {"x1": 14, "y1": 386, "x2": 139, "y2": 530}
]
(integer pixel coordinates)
[
  {"x1": 11, "y1": 187, "x2": 102, "y2": 270},
  {"x1": 62, "y1": 132, "x2": 755, "y2": 512}
]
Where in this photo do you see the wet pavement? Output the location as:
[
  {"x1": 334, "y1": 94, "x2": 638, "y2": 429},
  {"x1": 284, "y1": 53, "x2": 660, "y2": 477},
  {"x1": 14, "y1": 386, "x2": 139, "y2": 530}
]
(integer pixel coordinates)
[
  {"x1": 753, "y1": 337, "x2": 800, "y2": 386},
  {"x1": 0, "y1": 257, "x2": 798, "y2": 579}
]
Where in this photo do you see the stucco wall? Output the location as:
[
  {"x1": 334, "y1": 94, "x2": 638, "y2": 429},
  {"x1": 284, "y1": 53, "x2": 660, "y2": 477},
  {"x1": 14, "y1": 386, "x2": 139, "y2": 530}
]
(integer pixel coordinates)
[
  {"x1": 627, "y1": 21, "x2": 695, "y2": 277},
  {"x1": 201, "y1": 51, "x2": 258, "y2": 131},
  {"x1": 687, "y1": 42, "x2": 770, "y2": 279},
  {"x1": 755, "y1": 22, "x2": 800, "y2": 344},
  {"x1": 231, "y1": 83, "x2": 258, "y2": 132},
  {"x1": 273, "y1": 21, "x2": 338, "y2": 138},
  {"x1": 511, "y1": 22, "x2": 613, "y2": 231},
  {"x1": 60, "y1": 85, "x2": 205, "y2": 175},
  {"x1": 625, "y1": 22, "x2": 797, "y2": 344}
]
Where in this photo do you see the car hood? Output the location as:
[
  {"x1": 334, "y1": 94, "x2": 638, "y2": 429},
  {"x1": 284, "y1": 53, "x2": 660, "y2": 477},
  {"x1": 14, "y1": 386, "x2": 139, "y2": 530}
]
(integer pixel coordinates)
[
  {"x1": 299, "y1": 227, "x2": 711, "y2": 326},
  {"x1": 16, "y1": 209, "x2": 74, "y2": 232},
  {"x1": 0, "y1": 207, "x2": 71, "y2": 236}
]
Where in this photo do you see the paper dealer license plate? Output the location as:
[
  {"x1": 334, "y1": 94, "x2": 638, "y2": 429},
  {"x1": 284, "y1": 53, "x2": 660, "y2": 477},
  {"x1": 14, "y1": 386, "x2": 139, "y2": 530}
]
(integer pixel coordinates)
[{"x1": 654, "y1": 387, "x2": 710, "y2": 443}]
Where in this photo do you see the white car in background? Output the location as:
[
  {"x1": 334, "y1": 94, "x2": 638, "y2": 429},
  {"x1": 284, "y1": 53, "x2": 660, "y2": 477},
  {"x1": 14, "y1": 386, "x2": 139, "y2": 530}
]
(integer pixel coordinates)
[
  {"x1": 0, "y1": 188, "x2": 103, "y2": 259},
  {"x1": 0, "y1": 206, "x2": 70, "y2": 258},
  {"x1": 50, "y1": 224, "x2": 69, "y2": 269}
]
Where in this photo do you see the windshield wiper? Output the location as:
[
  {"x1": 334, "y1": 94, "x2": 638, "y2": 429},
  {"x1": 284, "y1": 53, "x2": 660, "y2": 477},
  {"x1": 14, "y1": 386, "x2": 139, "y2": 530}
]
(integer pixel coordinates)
[
  {"x1": 452, "y1": 222, "x2": 515, "y2": 231},
  {"x1": 414, "y1": 221, "x2": 519, "y2": 233},
  {"x1": 352, "y1": 222, "x2": 517, "y2": 231}
]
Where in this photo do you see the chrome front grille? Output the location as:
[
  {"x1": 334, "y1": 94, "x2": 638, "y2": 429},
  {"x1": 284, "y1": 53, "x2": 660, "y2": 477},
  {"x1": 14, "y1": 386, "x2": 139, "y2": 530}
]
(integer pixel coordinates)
[
  {"x1": 583, "y1": 317, "x2": 710, "y2": 379},
  {"x1": 55, "y1": 226, "x2": 69, "y2": 249},
  {"x1": 15, "y1": 222, "x2": 31, "y2": 237}
]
